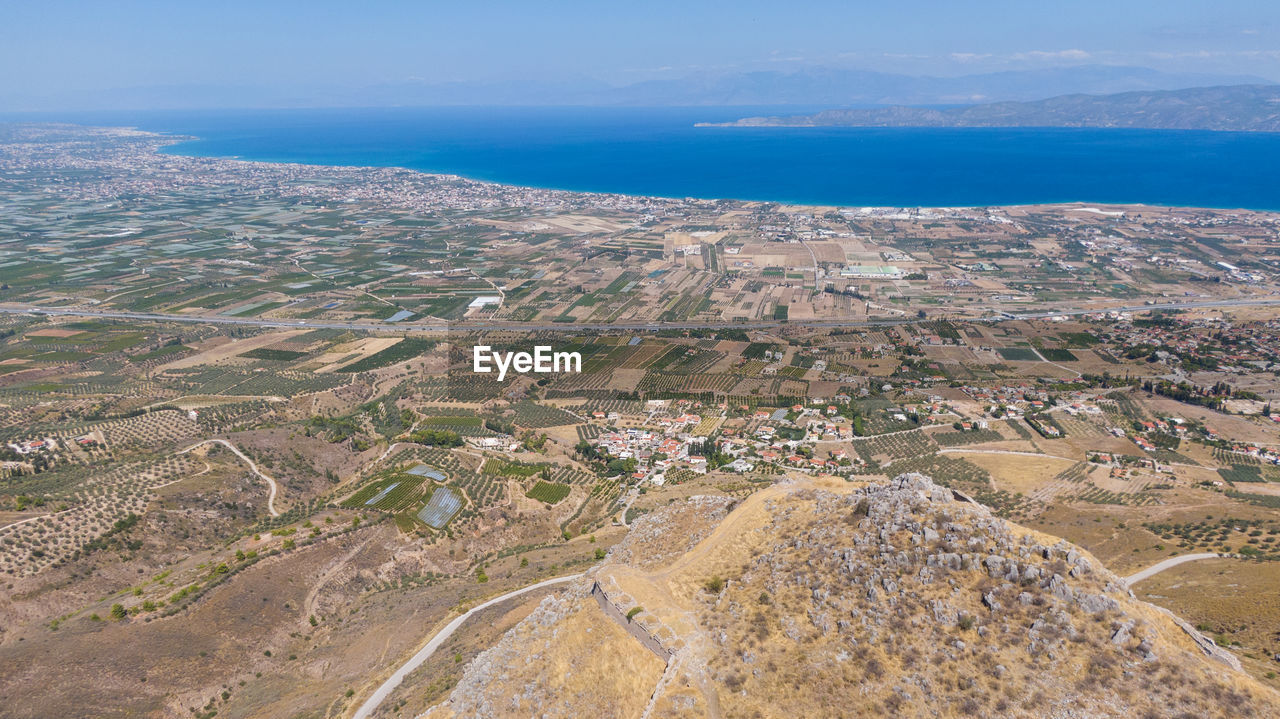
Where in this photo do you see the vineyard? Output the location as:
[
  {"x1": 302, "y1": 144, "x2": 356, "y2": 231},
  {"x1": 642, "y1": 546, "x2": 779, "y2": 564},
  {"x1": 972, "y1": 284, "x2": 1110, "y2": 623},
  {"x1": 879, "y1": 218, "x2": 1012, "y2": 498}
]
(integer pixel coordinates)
[
  {"x1": 638, "y1": 372, "x2": 737, "y2": 394},
  {"x1": 576, "y1": 424, "x2": 607, "y2": 441},
  {"x1": 545, "y1": 370, "x2": 616, "y2": 393},
  {"x1": 691, "y1": 416, "x2": 722, "y2": 437},
  {"x1": 525, "y1": 481, "x2": 571, "y2": 505},
  {"x1": 342, "y1": 474, "x2": 429, "y2": 513}
]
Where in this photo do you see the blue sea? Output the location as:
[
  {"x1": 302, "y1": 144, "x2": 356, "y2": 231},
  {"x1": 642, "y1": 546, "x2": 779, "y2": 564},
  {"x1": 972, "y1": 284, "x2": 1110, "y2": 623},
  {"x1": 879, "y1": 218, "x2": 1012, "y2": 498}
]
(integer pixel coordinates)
[{"x1": 34, "y1": 106, "x2": 1280, "y2": 209}]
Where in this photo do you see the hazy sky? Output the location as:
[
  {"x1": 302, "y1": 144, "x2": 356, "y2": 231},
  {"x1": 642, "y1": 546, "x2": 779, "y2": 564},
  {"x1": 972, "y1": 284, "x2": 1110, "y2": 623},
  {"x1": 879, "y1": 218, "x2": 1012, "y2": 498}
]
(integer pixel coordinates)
[{"x1": 3, "y1": 0, "x2": 1278, "y2": 102}]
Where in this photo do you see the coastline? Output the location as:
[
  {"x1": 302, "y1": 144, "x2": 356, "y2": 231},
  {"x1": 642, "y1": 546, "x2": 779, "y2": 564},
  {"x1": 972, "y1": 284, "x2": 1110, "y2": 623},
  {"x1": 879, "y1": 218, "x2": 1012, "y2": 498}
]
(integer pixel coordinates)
[{"x1": 122, "y1": 114, "x2": 1280, "y2": 212}]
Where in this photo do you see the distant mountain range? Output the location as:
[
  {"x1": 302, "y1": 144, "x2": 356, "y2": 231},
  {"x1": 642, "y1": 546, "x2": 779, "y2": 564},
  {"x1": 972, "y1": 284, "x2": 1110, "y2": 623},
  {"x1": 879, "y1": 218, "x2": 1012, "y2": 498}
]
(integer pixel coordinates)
[
  {"x1": 703, "y1": 85, "x2": 1280, "y2": 132},
  {"x1": 4, "y1": 65, "x2": 1273, "y2": 112},
  {"x1": 586, "y1": 65, "x2": 1270, "y2": 107}
]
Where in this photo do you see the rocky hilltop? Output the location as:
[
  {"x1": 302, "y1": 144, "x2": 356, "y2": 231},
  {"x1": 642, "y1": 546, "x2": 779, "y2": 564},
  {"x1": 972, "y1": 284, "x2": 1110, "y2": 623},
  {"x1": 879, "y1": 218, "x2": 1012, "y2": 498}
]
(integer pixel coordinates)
[
  {"x1": 703, "y1": 84, "x2": 1280, "y2": 132},
  {"x1": 421, "y1": 475, "x2": 1280, "y2": 718}
]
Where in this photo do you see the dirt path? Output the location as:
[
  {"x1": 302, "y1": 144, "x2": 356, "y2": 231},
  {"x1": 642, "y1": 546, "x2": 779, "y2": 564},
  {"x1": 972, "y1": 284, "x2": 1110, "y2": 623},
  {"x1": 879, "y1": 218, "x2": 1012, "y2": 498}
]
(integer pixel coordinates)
[
  {"x1": 372, "y1": 441, "x2": 414, "y2": 466},
  {"x1": 618, "y1": 487, "x2": 639, "y2": 527},
  {"x1": 303, "y1": 536, "x2": 374, "y2": 625},
  {"x1": 0, "y1": 508, "x2": 72, "y2": 531},
  {"x1": 178, "y1": 439, "x2": 280, "y2": 516},
  {"x1": 349, "y1": 573, "x2": 582, "y2": 719}
]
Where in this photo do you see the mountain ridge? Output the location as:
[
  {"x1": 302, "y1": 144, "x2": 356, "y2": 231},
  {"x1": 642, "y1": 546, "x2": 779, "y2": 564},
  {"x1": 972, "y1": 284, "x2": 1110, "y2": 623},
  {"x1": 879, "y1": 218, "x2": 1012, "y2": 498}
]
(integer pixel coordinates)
[{"x1": 5, "y1": 65, "x2": 1272, "y2": 112}]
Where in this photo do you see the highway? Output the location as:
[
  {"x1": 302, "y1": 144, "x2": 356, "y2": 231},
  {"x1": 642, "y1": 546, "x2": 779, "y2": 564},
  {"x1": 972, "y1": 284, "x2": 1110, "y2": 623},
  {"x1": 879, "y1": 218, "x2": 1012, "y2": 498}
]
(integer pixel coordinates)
[
  {"x1": 2, "y1": 296, "x2": 1279, "y2": 334},
  {"x1": 350, "y1": 573, "x2": 582, "y2": 719}
]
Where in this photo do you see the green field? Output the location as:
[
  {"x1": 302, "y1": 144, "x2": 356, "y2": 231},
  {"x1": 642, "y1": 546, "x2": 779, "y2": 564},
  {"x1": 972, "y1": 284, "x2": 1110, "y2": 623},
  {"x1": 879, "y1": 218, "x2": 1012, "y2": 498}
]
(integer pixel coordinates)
[
  {"x1": 241, "y1": 348, "x2": 307, "y2": 361},
  {"x1": 996, "y1": 347, "x2": 1040, "y2": 362}
]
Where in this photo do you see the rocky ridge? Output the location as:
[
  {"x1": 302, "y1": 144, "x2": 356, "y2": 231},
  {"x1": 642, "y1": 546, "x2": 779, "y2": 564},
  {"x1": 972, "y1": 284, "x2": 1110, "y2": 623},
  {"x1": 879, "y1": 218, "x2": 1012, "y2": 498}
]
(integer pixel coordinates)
[{"x1": 422, "y1": 474, "x2": 1280, "y2": 718}]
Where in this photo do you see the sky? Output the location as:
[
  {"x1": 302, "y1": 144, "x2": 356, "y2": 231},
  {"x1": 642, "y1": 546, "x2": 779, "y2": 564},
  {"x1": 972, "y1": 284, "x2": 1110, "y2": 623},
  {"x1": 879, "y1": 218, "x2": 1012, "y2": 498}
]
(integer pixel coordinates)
[{"x1": 2, "y1": 0, "x2": 1278, "y2": 109}]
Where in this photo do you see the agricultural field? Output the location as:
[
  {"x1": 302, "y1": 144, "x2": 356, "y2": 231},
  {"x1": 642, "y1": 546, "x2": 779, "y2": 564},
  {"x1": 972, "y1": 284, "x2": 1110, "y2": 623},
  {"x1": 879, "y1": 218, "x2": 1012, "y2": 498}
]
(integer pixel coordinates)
[{"x1": 525, "y1": 481, "x2": 571, "y2": 505}]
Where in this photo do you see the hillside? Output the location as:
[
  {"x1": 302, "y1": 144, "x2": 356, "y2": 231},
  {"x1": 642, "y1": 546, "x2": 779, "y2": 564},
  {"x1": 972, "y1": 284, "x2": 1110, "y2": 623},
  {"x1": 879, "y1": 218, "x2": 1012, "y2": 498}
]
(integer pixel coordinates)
[
  {"x1": 420, "y1": 474, "x2": 1279, "y2": 718},
  {"x1": 705, "y1": 84, "x2": 1280, "y2": 132}
]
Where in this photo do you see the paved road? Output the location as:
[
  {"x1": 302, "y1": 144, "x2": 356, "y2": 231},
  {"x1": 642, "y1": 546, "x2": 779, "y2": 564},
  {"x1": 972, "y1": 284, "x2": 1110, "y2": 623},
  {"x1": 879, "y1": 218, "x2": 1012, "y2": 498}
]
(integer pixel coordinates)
[
  {"x1": 1125, "y1": 553, "x2": 1222, "y2": 586},
  {"x1": 350, "y1": 573, "x2": 582, "y2": 719},
  {"x1": 178, "y1": 439, "x2": 280, "y2": 517},
  {"x1": 3, "y1": 296, "x2": 1280, "y2": 334}
]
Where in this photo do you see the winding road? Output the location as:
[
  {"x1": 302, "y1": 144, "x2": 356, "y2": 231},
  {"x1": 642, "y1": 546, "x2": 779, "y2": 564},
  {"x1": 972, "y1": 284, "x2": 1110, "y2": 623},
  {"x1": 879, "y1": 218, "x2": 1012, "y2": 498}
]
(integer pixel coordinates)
[
  {"x1": 350, "y1": 573, "x2": 582, "y2": 719},
  {"x1": 1125, "y1": 553, "x2": 1223, "y2": 586},
  {"x1": 178, "y1": 439, "x2": 280, "y2": 517}
]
